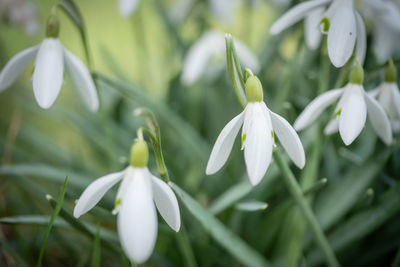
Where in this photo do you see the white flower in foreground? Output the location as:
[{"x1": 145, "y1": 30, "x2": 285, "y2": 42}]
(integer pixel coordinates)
[
  {"x1": 74, "y1": 139, "x2": 180, "y2": 264},
  {"x1": 0, "y1": 15, "x2": 98, "y2": 111},
  {"x1": 181, "y1": 31, "x2": 260, "y2": 85},
  {"x1": 294, "y1": 62, "x2": 393, "y2": 145},
  {"x1": 370, "y1": 61, "x2": 400, "y2": 133},
  {"x1": 270, "y1": 0, "x2": 366, "y2": 67},
  {"x1": 206, "y1": 75, "x2": 305, "y2": 186},
  {"x1": 118, "y1": 0, "x2": 140, "y2": 17}
]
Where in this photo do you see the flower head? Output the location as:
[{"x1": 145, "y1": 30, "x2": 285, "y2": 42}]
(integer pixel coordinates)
[
  {"x1": 270, "y1": 0, "x2": 366, "y2": 67},
  {"x1": 369, "y1": 61, "x2": 400, "y2": 132},
  {"x1": 74, "y1": 139, "x2": 181, "y2": 264},
  {"x1": 0, "y1": 14, "x2": 99, "y2": 111},
  {"x1": 294, "y1": 62, "x2": 393, "y2": 145},
  {"x1": 206, "y1": 75, "x2": 305, "y2": 186}
]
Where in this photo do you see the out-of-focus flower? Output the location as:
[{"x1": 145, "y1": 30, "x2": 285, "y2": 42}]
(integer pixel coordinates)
[
  {"x1": 361, "y1": 0, "x2": 400, "y2": 63},
  {"x1": 294, "y1": 61, "x2": 392, "y2": 145},
  {"x1": 181, "y1": 31, "x2": 259, "y2": 85},
  {"x1": 118, "y1": 0, "x2": 140, "y2": 17},
  {"x1": 0, "y1": 15, "x2": 99, "y2": 111},
  {"x1": 270, "y1": 0, "x2": 366, "y2": 68},
  {"x1": 0, "y1": 0, "x2": 39, "y2": 35},
  {"x1": 206, "y1": 75, "x2": 305, "y2": 186},
  {"x1": 369, "y1": 61, "x2": 400, "y2": 132},
  {"x1": 74, "y1": 139, "x2": 181, "y2": 264}
]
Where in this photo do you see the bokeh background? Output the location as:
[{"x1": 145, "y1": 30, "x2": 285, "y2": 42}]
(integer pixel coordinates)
[{"x1": 0, "y1": 0, "x2": 400, "y2": 266}]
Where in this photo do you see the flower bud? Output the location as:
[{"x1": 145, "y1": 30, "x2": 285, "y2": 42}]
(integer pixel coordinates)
[
  {"x1": 245, "y1": 75, "x2": 263, "y2": 102},
  {"x1": 385, "y1": 60, "x2": 397, "y2": 83},
  {"x1": 349, "y1": 60, "x2": 364, "y2": 85},
  {"x1": 130, "y1": 139, "x2": 149, "y2": 167},
  {"x1": 46, "y1": 14, "x2": 60, "y2": 38}
]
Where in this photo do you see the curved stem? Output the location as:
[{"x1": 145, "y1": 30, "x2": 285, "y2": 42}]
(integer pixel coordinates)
[{"x1": 273, "y1": 151, "x2": 340, "y2": 267}]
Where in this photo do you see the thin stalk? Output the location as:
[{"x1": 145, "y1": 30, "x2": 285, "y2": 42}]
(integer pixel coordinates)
[{"x1": 273, "y1": 151, "x2": 340, "y2": 267}]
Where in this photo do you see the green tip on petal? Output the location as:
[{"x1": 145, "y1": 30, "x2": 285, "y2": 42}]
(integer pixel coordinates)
[
  {"x1": 46, "y1": 14, "x2": 60, "y2": 38},
  {"x1": 385, "y1": 60, "x2": 397, "y2": 83},
  {"x1": 245, "y1": 75, "x2": 263, "y2": 102},
  {"x1": 320, "y1": 17, "x2": 330, "y2": 33},
  {"x1": 130, "y1": 139, "x2": 149, "y2": 167},
  {"x1": 349, "y1": 60, "x2": 364, "y2": 85}
]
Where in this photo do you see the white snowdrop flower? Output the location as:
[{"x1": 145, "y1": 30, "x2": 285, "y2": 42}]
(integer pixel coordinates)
[
  {"x1": 361, "y1": 0, "x2": 400, "y2": 63},
  {"x1": 270, "y1": 0, "x2": 366, "y2": 68},
  {"x1": 118, "y1": 0, "x2": 140, "y2": 17},
  {"x1": 0, "y1": 15, "x2": 99, "y2": 111},
  {"x1": 294, "y1": 61, "x2": 393, "y2": 145},
  {"x1": 369, "y1": 61, "x2": 400, "y2": 133},
  {"x1": 206, "y1": 75, "x2": 305, "y2": 186},
  {"x1": 74, "y1": 139, "x2": 181, "y2": 264},
  {"x1": 181, "y1": 31, "x2": 260, "y2": 85}
]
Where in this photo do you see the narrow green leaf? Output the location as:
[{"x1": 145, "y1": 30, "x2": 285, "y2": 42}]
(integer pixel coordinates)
[
  {"x1": 37, "y1": 176, "x2": 68, "y2": 267},
  {"x1": 308, "y1": 181, "x2": 400, "y2": 265},
  {"x1": 0, "y1": 215, "x2": 67, "y2": 227},
  {"x1": 208, "y1": 179, "x2": 252, "y2": 214},
  {"x1": 235, "y1": 201, "x2": 268, "y2": 212},
  {"x1": 315, "y1": 149, "x2": 391, "y2": 230},
  {"x1": 170, "y1": 182, "x2": 270, "y2": 267}
]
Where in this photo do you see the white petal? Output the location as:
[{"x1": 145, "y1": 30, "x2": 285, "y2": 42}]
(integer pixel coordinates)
[
  {"x1": 389, "y1": 83, "x2": 400, "y2": 117},
  {"x1": 32, "y1": 38, "x2": 64, "y2": 109},
  {"x1": 372, "y1": 21, "x2": 396, "y2": 64},
  {"x1": 294, "y1": 89, "x2": 344, "y2": 131},
  {"x1": 151, "y1": 176, "x2": 181, "y2": 232},
  {"x1": 118, "y1": 0, "x2": 140, "y2": 17},
  {"x1": 339, "y1": 84, "x2": 367, "y2": 145},
  {"x1": 0, "y1": 45, "x2": 38, "y2": 92},
  {"x1": 324, "y1": 118, "x2": 339, "y2": 135},
  {"x1": 73, "y1": 170, "x2": 125, "y2": 218},
  {"x1": 118, "y1": 168, "x2": 157, "y2": 264},
  {"x1": 364, "y1": 92, "x2": 393, "y2": 145},
  {"x1": 355, "y1": 12, "x2": 366, "y2": 65},
  {"x1": 64, "y1": 49, "x2": 99, "y2": 111},
  {"x1": 270, "y1": 0, "x2": 331, "y2": 34},
  {"x1": 304, "y1": 7, "x2": 324, "y2": 50},
  {"x1": 270, "y1": 111, "x2": 305, "y2": 168},
  {"x1": 327, "y1": 0, "x2": 357, "y2": 67},
  {"x1": 244, "y1": 103, "x2": 273, "y2": 186},
  {"x1": 206, "y1": 111, "x2": 244, "y2": 174}
]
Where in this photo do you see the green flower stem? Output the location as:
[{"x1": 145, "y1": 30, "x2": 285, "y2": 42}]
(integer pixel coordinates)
[{"x1": 273, "y1": 151, "x2": 340, "y2": 267}]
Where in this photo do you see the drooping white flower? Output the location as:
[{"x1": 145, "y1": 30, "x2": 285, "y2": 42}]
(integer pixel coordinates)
[
  {"x1": 74, "y1": 139, "x2": 181, "y2": 264},
  {"x1": 118, "y1": 0, "x2": 140, "y2": 17},
  {"x1": 369, "y1": 61, "x2": 400, "y2": 133},
  {"x1": 0, "y1": 15, "x2": 99, "y2": 111},
  {"x1": 181, "y1": 31, "x2": 260, "y2": 85},
  {"x1": 270, "y1": 0, "x2": 366, "y2": 67},
  {"x1": 361, "y1": 0, "x2": 400, "y2": 63},
  {"x1": 294, "y1": 62, "x2": 393, "y2": 145},
  {"x1": 206, "y1": 75, "x2": 305, "y2": 186}
]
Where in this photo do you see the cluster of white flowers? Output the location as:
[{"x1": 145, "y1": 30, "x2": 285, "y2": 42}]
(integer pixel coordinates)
[
  {"x1": 1, "y1": 0, "x2": 399, "y2": 265},
  {"x1": 270, "y1": 0, "x2": 400, "y2": 67}
]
